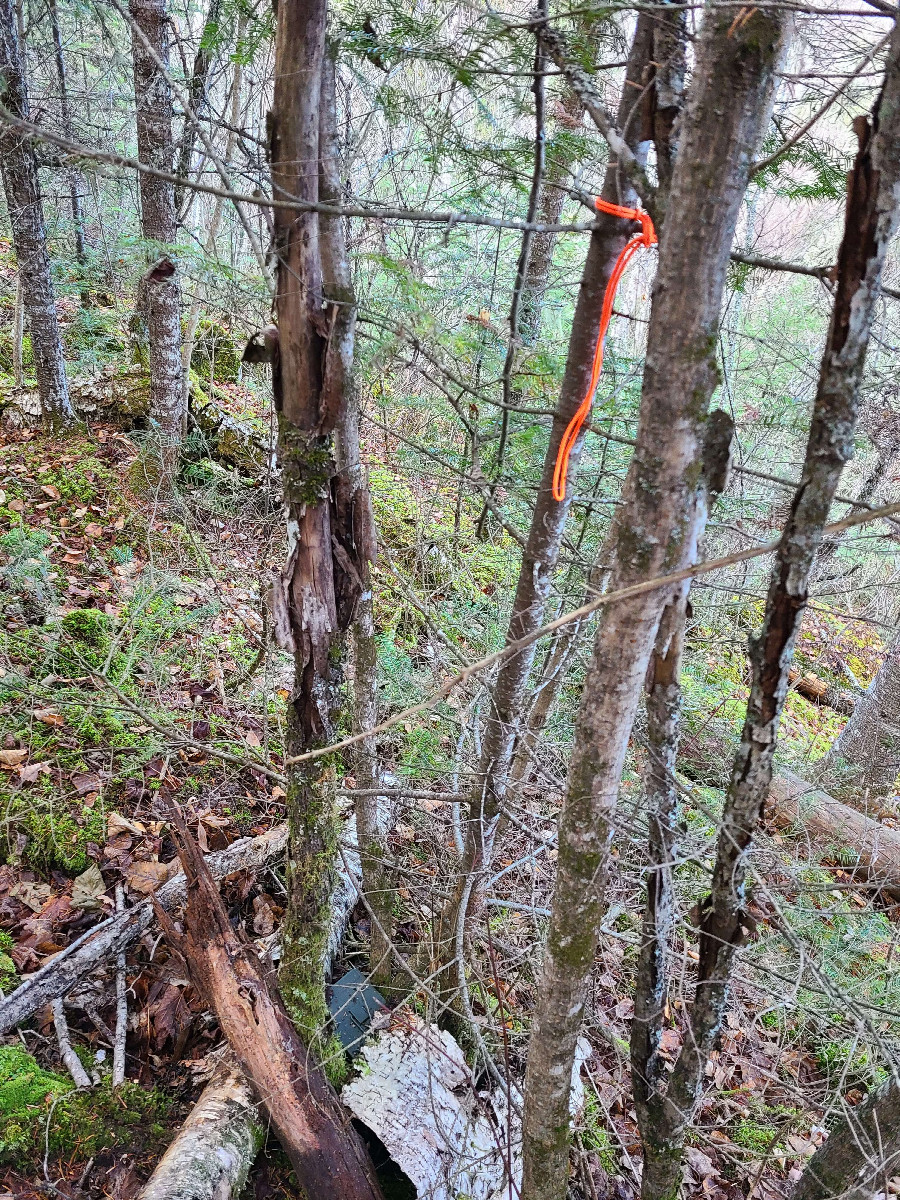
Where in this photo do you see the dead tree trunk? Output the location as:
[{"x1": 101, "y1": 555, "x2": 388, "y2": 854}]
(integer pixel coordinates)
[
  {"x1": 157, "y1": 818, "x2": 384, "y2": 1200},
  {"x1": 48, "y1": 0, "x2": 89, "y2": 304},
  {"x1": 137, "y1": 1059, "x2": 263, "y2": 1200},
  {"x1": 266, "y1": 11, "x2": 367, "y2": 1049},
  {"x1": 130, "y1": 0, "x2": 184, "y2": 480},
  {"x1": 641, "y1": 34, "x2": 900, "y2": 1200},
  {"x1": 818, "y1": 625, "x2": 900, "y2": 807},
  {"x1": 792, "y1": 1073, "x2": 900, "y2": 1200},
  {"x1": 0, "y1": 0, "x2": 74, "y2": 429},
  {"x1": 433, "y1": 13, "x2": 656, "y2": 999},
  {"x1": 520, "y1": 9, "x2": 789, "y2": 1198}
]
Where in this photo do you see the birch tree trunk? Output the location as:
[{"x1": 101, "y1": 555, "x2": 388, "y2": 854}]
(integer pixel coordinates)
[
  {"x1": 818, "y1": 625, "x2": 900, "y2": 807},
  {"x1": 432, "y1": 14, "x2": 656, "y2": 998},
  {"x1": 640, "y1": 30, "x2": 900, "y2": 1200},
  {"x1": 0, "y1": 0, "x2": 74, "y2": 429},
  {"x1": 520, "y1": 10, "x2": 790, "y2": 1197},
  {"x1": 268, "y1": 15, "x2": 369, "y2": 1052},
  {"x1": 130, "y1": 0, "x2": 184, "y2": 481}
]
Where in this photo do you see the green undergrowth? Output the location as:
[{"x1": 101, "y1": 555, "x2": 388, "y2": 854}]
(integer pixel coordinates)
[{"x1": 0, "y1": 1046, "x2": 174, "y2": 1166}]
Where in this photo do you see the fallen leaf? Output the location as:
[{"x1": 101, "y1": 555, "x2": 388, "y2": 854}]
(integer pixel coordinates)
[
  {"x1": 686, "y1": 1148, "x2": 718, "y2": 1179},
  {"x1": 18, "y1": 761, "x2": 51, "y2": 783},
  {"x1": 113, "y1": 515, "x2": 125, "y2": 531},
  {"x1": 108, "y1": 811, "x2": 145, "y2": 838},
  {"x1": 72, "y1": 863, "x2": 106, "y2": 911},
  {"x1": 243, "y1": 730, "x2": 261, "y2": 748},
  {"x1": 32, "y1": 709, "x2": 64, "y2": 727},
  {"x1": 84, "y1": 522, "x2": 104, "y2": 538},
  {"x1": 0, "y1": 748, "x2": 27, "y2": 767},
  {"x1": 10, "y1": 880, "x2": 53, "y2": 912},
  {"x1": 126, "y1": 860, "x2": 175, "y2": 894},
  {"x1": 40, "y1": 484, "x2": 61, "y2": 499},
  {"x1": 271, "y1": 785, "x2": 286, "y2": 799},
  {"x1": 71, "y1": 771, "x2": 101, "y2": 796},
  {"x1": 252, "y1": 893, "x2": 276, "y2": 936},
  {"x1": 8, "y1": 497, "x2": 24, "y2": 512}
]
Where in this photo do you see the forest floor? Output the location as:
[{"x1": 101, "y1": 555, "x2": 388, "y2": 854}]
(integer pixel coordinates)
[{"x1": 0, "y1": 416, "x2": 898, "y2": 1199}]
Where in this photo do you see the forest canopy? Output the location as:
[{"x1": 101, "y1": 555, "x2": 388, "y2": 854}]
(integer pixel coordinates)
[{"x1": 1, "y1": 0, "x2": 900, "y2": 1198}]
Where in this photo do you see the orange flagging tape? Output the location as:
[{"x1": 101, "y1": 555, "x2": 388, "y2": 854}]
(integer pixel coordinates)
[{"x1": 551, "y1": 196, "x2": 657, "y2": 502}]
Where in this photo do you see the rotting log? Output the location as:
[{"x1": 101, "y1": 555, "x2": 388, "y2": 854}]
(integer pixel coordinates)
[
  {"x1": 138, "y1": 1057, "x2": 264, "y2": 1200},
  {"x1": 767, "y1": 768, "x2": 900, "y2": 897},
  {"x1": 156, "y1": 814, "x2": 384, "y2": 1200},
  {"x1": 0, "y1": 824, "x2": 288, "y2": 1036}
]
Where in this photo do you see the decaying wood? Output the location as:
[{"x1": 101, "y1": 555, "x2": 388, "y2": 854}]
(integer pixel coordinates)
[
  {"x1": 157, "y1": 815, "x2": 383, "y2": 1200},
  {"x1": 768, "y1": 769, "x2": 900, "y2": 896},
  {"x1": 0, "y1": 823, "x2": 287, "y2": 1036},
  {"x1": 788, "y1": 667, "x2": 855, "y2": 715},
  {"x1": 342, "y1": 1014, "x2": 590, "y2": 1200},
  {"x1": 137, "y1": 1058, "x2": 264, "y2": 1200},
  {"x1": 52, "y1": 996, "x2": 92, "y2": 1088}
]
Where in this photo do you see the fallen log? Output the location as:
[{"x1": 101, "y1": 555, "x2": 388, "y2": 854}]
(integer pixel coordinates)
[
  {"x1": 787, "y1": 667, "x2": 855, "y2": 715},
  {"x1": 156, "y1": 814, "x2": 384, "y2": 1200},
  {"x1": 0, "y1": 824, "x2": 288, "y2": 1035},
  {"x1": 138, "y1": 1058, "x2": 264, "y2": 1200},
  {"x1": 767, "y1": 768, "x2": 900, "y2": 896}
]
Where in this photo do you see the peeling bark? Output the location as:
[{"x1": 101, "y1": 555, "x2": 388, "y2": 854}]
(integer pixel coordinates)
[
  {"x1": 138, "y1": 1059, "x2": 264, "y2": 1200},
  {"x1": 157, "y1": 817, "x2": 383, "y2": 1200},
  {"x1": 520, "y1": 9, "x2": 790, "y2": 1197},
  {"x1": 0, "y1": 0, "x2": 74, "y2": 428}
]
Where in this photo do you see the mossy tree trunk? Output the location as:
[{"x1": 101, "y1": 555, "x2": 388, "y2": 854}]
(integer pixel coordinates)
[
  {"x1": 520, "y1": 8, "x2": 790, "y2": 1197},
  {"x1": 0, "y1": 0, "x2": 74, "y2": 429},
  {"x1": 268, "y1": 1, "x2": 369, "y2": 1059}
]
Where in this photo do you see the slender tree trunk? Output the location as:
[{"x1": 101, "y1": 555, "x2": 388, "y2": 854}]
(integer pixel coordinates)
[
  {"x1": 432, "y1": 14, "x2": 656, "y2": 998},
  {"x1": 0, "y1": 0, "x2": 74, "y2": 429},
  {"x1": 268, "y1": 11, "x2": 368, "y2": 1057},
  {"x1": 520, "y1": 10, "x2": 790, "y2": 1197},
  {"x1": 818, "y1": 625, "x2": 900, "y2": 807},
  {"x1": 182, "y1": 35, "x2": 243, "y2": 400},
  {"x1": 130, "y1": 0, "x2": 184, "y2": 480},
  {"x1": 48, "y1": 0, "x2": 89, "y2": 304},
  {"x1": 630, "y1": 412, "x2": 733, "y2": 1195},
  {"x1": 174, "y1": 0, "x2": 223, "y2": 216},
  {"x1": 641, "y1": 33, "x2": 900, "y2": 1200},
  {"x1": 11, "y1": 273, "x2": 24, "y2": 389}
]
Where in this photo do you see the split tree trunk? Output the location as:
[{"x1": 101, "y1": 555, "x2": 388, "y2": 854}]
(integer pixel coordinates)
[
  {"x1": 641, "y1": 33, "x2": 900, "y2": 1200},
  {"x1": 818, "y1": 624, "x2": 900, "y2": 807},
  {"x1": 268, "y1": 10, "x2": 368, "y2": 1048},
  {"x1": 137, "y1": 1059, "x2": 264, "y2": 1200},
  {"x1": 157, "y1": 817, "x2": 384, "y2": 1200},
  {"x1": 130, "y1": 0, "x2": 184, "y2": 480},
  {"x1": 0, "y1": 0, "x2": 74, "y2": 428},
  {"x1": 433, "y1": 13, "x2": 657, "y2": 998},
  {"x1": 520, "y1": 9, "x2": 789, "y2": 1197}
]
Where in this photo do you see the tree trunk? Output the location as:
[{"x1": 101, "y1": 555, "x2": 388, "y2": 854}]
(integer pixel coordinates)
[
  {"x1": 792, "y1": 1074, "x2": 900, "y2": 1200},
  {"x1": 818, "y1": 625, "x2": 900, "y2": 807},
  {"x1": 130, "y1": 0, "x2": 184, "y2": 480},
  {"x1": 48, "y1": 0, "x2": 89, "y2": 303},
  {"x1": 174, "y1": 0, "x2": 223, "y2": 217},
  {"x1": 643, "y1": 35, "x2": 900, "y2": 1200},
  {"x1": 11, "y1": 273, "x2": 24, "y2": 389},
  {"x1": 157, "y1": 817, "x2": 384, "y2": 1200},
  {"x1": 432, "y1": 13, "x2": 656, "y2": 1001},
  {"x1": 520, "y1": 9, "x2": 789, "y2": 1197},
  {"x1": 137, "y1": 1059, "x2": 264, "y2": 1200},
  {"x1": 631, "y1": 411, "x2": 733, "y2": 1179},
  {"x1": 268, "y1": 10, "x2": 368, "y2": 1052},
  {"x1": 0, "y1": 0, "x2": 74, "y2": 429}
]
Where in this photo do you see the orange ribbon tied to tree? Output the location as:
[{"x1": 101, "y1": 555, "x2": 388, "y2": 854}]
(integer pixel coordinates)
[{"x1": 551, "y1": 197, "x2": 657, "y2": 502}]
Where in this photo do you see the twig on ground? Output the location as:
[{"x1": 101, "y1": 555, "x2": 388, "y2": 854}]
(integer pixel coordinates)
[{"x1": 51, "y1": 998, "x2": 91, "y2": 1089}]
